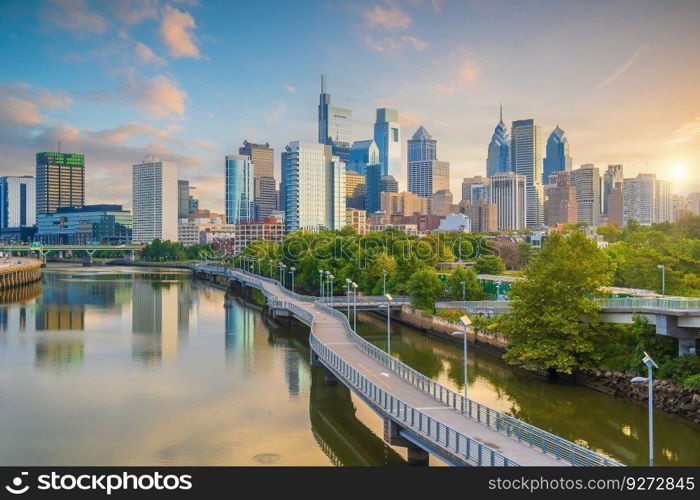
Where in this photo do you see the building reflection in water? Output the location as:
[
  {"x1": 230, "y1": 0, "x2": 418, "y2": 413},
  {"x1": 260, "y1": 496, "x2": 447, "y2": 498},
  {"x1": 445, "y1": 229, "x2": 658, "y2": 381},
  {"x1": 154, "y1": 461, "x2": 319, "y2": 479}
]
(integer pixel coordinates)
[
  {"x1": 224, "y1": 296, "x2": 256, "y2": 369},
  {"x1": 131, "y1": 276, "x2": 179, "y2": 364},
  {"x1": 34, "y1": 337, "x2": 84, "y2": 371}
]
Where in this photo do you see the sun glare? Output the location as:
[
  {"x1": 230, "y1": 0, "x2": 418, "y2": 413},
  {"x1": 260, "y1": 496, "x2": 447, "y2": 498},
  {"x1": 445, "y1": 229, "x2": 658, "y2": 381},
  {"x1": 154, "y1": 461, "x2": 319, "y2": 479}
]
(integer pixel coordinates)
[{"x1": 668, "y1": 163, "x2": 689, "y2": 183}]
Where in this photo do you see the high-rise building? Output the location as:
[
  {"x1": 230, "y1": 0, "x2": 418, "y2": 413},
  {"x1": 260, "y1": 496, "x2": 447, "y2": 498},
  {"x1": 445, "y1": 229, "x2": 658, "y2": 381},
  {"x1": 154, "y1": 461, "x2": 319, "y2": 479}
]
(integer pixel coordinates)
[
  {"x1": 0, "y1": 176, "x2": 35, "y2": 229},
  {"x1": 603, "y1": 165, "x2": 624, "y2": 216},
  {"x1": 429, "y1": 189, "x2": 455, "y2": 217},
  {"x1": 672, "y1": 194, "x2": 692, "y2": 222},
  {"x1": 178, "y1": 180, "x2": 193, "y2": 219},
  {"x1": 348, "y1": 140, "x2": 379, "y2": 175},
  {"x1": 283, "y1": 141, "x2": 346, "y2": 232},
  {"x1": 365, "y1": 164, "x2": 381, "y2": 214},
  {"x1": 468, "y1": 199, "x2": 498, "y2": 233},
  {"x1": 346, "y1": 171, "x2": 366, "y2": 210},
  {"x1": 373, "y1": 108, "x2": 401, "y2": 177},
  {"x1": 489, "y1": 172, "x2": 526, "y2": 231},
  {"x1": 623, "y1": 174, "x2": 672, "y2": 226},
  {"x1": 225, "y1": 154, "x2": 255, "y2": 224},
  {"x1": 688, "y1": 193, "x2": 700, "y2": 215},
  {"x1": 239, "y1": 140, "x2": 276, "y2": 220},
  {"x1": 380, "y1": 191, "x2": 429, "y2": 217},
  {"x1": 35, "y1": 151, "x2": 85, "y2": 216},
  {"x1": 543, "y1": 126, "x2": 571, "y2": 183},
  {"x1": 346, "y1": 209, "x2": 368, "y2": 235},
  {"x1": 318, "y1": 75, "x2": 351, "y2": 146},
  {"x1": 607, "y1": 182, "x2": 624, "y2": 227},
  {"x1": 544, "y1": 171, "x2": 577, "y2": 227},
  {"x1": 132, "y1": 159, "x2": 178, "y2": 243},
  {"x1": 511, "y1": 119, "x2": 544, "y2": 227},
  {"x1": 570, "y1": 164, "x2": 602, "y2": 226},
  {"x1": 37, "y1": 204, "x2": 132, "y2": 244},
  {"x1": 380, "y1": 175, "x2": 398, "y2": 193},
  {"x1": 486, "y1": 105, "x2": 510, "y2": 177},
  {"x1": 407, "y1": 125, "x2": 449, "y2": 197},
  {"x1": 461, "y1": 176, "x2": 490, "y2": 203}
]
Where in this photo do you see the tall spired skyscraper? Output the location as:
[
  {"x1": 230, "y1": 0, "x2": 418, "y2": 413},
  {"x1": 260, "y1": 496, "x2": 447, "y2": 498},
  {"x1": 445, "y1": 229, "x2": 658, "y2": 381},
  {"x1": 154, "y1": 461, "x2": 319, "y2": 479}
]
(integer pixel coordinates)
[
  {"x1": 486, "y1": 105, "x2": 510, "y2": 177},
  {"x1": 373, "y1": 108, "x2": 401, "y2": 177},
  {"x1": 407, "y1": 126, "x2": 449, "y2": 198},
  {"x1": 318, "y1": 75, "x2": 351, "y2": 147},
  {"x1": 543, "y1": 126, "x2": 572, "y2": 184},
  {"x1": 511, "y1": 119, "x2": 544, "y2": 227}
]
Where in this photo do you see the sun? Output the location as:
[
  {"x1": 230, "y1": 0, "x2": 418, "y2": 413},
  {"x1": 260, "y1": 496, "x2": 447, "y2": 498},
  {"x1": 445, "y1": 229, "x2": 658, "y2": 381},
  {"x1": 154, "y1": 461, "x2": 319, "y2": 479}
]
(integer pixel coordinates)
[{"x1": 668, "y1": 162, "x2": 689, "y2": 183}]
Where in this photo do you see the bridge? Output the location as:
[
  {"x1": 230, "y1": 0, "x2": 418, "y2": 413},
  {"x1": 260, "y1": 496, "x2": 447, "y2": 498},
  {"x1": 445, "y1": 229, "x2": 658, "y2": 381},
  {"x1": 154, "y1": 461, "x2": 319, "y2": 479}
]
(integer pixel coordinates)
[
  {"x1": 437, "y1": 299, "x2": 700, "y2": 355},
  {"x1": 193, "y1": 264, "x2": 622, "y2": 467},
  {"x1": 0, "y1": 244, "x2": 144, "y2": 263}
]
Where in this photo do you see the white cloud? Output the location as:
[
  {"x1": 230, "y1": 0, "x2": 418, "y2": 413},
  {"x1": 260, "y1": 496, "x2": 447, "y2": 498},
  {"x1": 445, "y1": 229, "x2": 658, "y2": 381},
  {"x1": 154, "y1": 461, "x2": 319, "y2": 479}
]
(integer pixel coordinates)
[
  {"x1": 362, "y1": 1, "x2": 412, "y2": 31},
  {"x1": 160, "y1": 5, "x2": 202, "y2": 58},
  {"x1": 135, "y1": 42, "x2": 167, "y2": 66},
  {"x1": 43, "y1": 0, "x2": 108, "y2": 36},
  {"x1": 597, "y1": 45, "x2": 647, "y2": 89}
]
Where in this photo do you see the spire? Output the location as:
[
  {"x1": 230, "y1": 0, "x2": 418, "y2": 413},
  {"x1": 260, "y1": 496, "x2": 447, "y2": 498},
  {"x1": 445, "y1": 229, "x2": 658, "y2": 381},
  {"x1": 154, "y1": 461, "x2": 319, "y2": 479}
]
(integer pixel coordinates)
[
  {"x1": 499, "y1": 103, "x2": 503, "y2": 123},
  {"x1": 321, "y1": 74, "x2": 326, "y2": 94}
]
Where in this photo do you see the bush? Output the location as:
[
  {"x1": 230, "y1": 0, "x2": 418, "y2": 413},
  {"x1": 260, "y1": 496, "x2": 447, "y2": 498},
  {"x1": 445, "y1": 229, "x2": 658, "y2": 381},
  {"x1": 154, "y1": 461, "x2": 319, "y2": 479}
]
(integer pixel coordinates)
[
  {"x1": 682, "y1": 374, "x2": 700, "y2": 391},
  {"x1": 657, "y1": 355, "x2": 700, "y2": 383}
]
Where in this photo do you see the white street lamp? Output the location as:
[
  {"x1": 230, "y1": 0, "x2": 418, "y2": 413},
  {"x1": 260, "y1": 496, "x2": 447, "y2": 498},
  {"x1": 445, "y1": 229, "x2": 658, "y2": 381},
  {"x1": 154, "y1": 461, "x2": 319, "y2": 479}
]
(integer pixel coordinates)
[
  {"x1": 351, "y1": 282, "x2": 358, "y2": 330},
  {"x1": 318, "y1": 269, "x2": 324, "y2": 299},
  {"x1": 382, "y1": 269, "x2": 388, "y2": 295},
  {"x1": 289, "y1": 266, "x2": 296, "y2": 293},
  {"x1": 451, "y1": 314, "x2": 472, "y2": 402},
  {"x1": 385, "y1": 294, "x2": 393, "y2": 356},
  {"x1": 631, "y1": 351, "x2": 659, "y2": 466},
  {"x1": 657, "y1": 264, "x2": 666, "y2": 296}
]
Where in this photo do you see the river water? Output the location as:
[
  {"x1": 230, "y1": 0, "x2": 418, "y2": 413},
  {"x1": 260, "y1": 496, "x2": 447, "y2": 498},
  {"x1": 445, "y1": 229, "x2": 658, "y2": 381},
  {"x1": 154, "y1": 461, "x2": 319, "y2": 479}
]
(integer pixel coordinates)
[{"x1": 0, "y1": 266, "x2": 698, "y2": 466}]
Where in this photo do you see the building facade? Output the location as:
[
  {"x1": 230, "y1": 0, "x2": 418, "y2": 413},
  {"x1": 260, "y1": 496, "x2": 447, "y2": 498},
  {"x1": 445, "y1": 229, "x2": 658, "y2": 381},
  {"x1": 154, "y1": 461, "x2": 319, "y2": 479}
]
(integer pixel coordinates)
[
  {"x1": 510, "y1": 119, "x2": 544, "y2": 227},
  {"x1": 132, "y1": 159, "x2": 178, "y2": 243},
  {"x1": 37, "y1": 204, "x2": 132, "y2": 244},
  {"x1": 623, "y1": 174, "x2": 673, "y2": 226},
  {"x1": 486, "y1": 106, "x2": 510, "y2": 177},
  {"x1": 490, "y1": 172, "x2": 526, "y2": 231},
  {"x1": 225, "y1": 154, "x2": 256, "y2": 224},
  {"x1": 0, "y1": 176, "x2": 35, "y2": 229},
  {"x1": 429, "y1": 189, "x2": 455, "y2": 217},
  {"x1": 380, "y1": 191, "x2": 429, "y2": 217},
  {"x1": 461, "y1": 176, "x2": 490, "y2": 203},
  {"x1": 373, "y1": 108, "x2": 401, "y2": 177},
  {"x1": 543, "y1": 126, "x2": 571, "y2": 184},
  {"x1": 570, "y1": 164, "x2": 602, "y2": 226},
  {"x1": 318, "y1": 75, "x2": 351, "y2": 146},
  {"x1": 607, "y1": 182, "x2": 624, "y2": 227},
  {"x1": 407, "y1": 126, "x2": 449, "y2": 198},
  {"x1": 544, "y1": 171, "x2": 578, "y2": 227},
  {"x1": 346, "y1": 171, "x2": 366, "y2": 210},
  {"x1": 348, "y1": 140, "x2": 379, "y2": 175},
  {"x1": 346, "y1": 209, "x2": 368, "y2": 235},
  {"x1": 36, "y1": 151, "x2": 85, "y2": 216},
  {"x1": 239, "y1": 140, "x2": 276, "y2": 220},
  {"x1": 603, "y1": 164, "x2": 624, "y2": 216}
]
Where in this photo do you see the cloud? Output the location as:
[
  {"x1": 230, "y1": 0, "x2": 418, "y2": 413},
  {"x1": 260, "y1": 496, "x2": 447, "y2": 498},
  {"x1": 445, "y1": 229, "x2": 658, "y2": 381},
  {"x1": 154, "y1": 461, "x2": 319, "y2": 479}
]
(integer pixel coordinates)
[
  {"x1": 160, "y1": 5, "x2": 202, "y2": 58},
  {"x1": 94, "y1": 122, "x2": 172, "y2": 144},
  {"x1": 459, "y1": 59, "x2": 479, "y2": 84},
  {"x1": 43, "y1": 0, "x2": 108, "y2": 36},
  {"x1": 0, "y1": 83, "x2": 73, "y2": 126},
  {"x1": 664, "y1": 117, "x2": 700, "y2": 147},
  {"x1": 362, "y1": 1, "x2": 412, "y2": 31},
  {"x1": 135, "y1": 42, "x2": 167, "y2": 65},
  {"x1": 402, "y1": 36, "x2": 429, "y2": 51},
  {"x1": 597, "y1": 45, "x2": 647, "y2": 89},
  {"x1": 363, "y1": 35, "x2": 428, "y2": 54},
  {"x1": 119, "y1": 72, "x2": 188, "y2": 120},
  {"x1": 400, "y1": 114, "x2": 420, "y2": 126},
  {"x1": 0, "y1": 96, "x2": 46, "y2": 126},
  {"x1": 193, "y1": 139, "x2": 215, "y2": 150},
  {"x1": 112, "y1": 0, "x2": 160, "y2": 24},
  {"x1": 265, "y1": 102, "x2": 287, "y2": 124},
  {"x1": 435, "y1": 84, "x2": 456, "y2": 94},
  {"x1": 284, "y1": 84, "x2": 296, "y2": 93}
]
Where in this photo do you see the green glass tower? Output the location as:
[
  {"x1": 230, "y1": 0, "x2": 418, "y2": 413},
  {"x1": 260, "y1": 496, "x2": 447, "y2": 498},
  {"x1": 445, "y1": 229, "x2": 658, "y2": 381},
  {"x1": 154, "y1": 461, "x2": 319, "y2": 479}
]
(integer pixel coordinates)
[{"x1": 35, "y1": 152, "x2": 85, "y2": 216}]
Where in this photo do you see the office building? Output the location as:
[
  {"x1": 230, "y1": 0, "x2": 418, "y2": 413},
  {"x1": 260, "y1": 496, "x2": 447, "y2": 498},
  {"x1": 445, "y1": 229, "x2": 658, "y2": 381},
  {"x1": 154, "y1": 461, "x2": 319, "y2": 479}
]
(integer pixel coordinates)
[
  {"x1": 429, "y1": 189, "x2": 456, "y2": 217},
  {"x1": 380, "y1": 191, "x2": 429, "y2": 217},
  {"x1": 132, "y1": 159, "x2": 178, "y2": 243},
  {"x1": 37, "y1": 204, "x2": 132, "y2": 244},
  {"x1": 407, "y1": 126, "x2": 449, "y2": 197},
  {"x1": 570, "y1": 164, "x2": 602, "y2": 226},
  {"x1": 283, "y1": 141, "x2": 346, "y2": 232},
  {"x1": 239, "y1": 140, "x2": 276, "y2": 220},
  {"x1": 543, "y1": 126, "x2": 571, "y2": 183},
  {"x1": 36, "y1": 151, "x2": 85, "y2": 216},
  {"x1": 607, "y1": 182, "x2": 624, "y2": 227},
  {"x1": 603, "y1": 165, "x2": 623, "y2": 216},
  {"x1": 544, "y1": 171, "x2": 578, "y2": 227},
  {"x1": 672, "y1": 194, "x2": 693, "y2": 222},
  {"x1": 468, "y1": 199, "x2": 498, "y2": 233},
  {"x1": 436, "y1": 213, "x2": 471, "y2": 233},
  {"x1": 623, "y1": 174, "x2": 672, "y2": 225},
  {"x1": 346, "y1": 171, "x2": 366, "y2": 210},
  {"x1": 490, "y1": 172, "x2": 526, "y2": 231},
  {"x1": 177, "y1": 180, "x2": 193, "y2": 219},
  {"x1": 461, "y1": 176, "x2": 490, "y2": 203},
  {"x1": 373, "y1": 108, "x2": 401, "y2": 177},
  {"x1": 486, "y1": 105, "x2": 511, "y2": 177},
  {"x1": 346, "y1": 209, "x2": 368, "y2": 235},
  {"x1": 318, "y1": 75, "x2": 351, "y2": 146},
  {"x1": 366, "y1": 167, "x2": 397, "y2": 214},
  {"x1": 380, "y1": 175, "x2": 398, "y2": 193},
  {"x1": 687, "y1": 193, "x2": 700, "y2": 215},
  {"x1": 348, "y1": 140, "x2": 379, "y2": 175},
  {"x1": 511, "y1": 119, "x2": 544, "y2": 227},
  {"x1": 0, "y1": 176, "x2": 35, "y2": 229},
  {"x1": 225, "y1": 154, "x2": 255, "y2": 224}
]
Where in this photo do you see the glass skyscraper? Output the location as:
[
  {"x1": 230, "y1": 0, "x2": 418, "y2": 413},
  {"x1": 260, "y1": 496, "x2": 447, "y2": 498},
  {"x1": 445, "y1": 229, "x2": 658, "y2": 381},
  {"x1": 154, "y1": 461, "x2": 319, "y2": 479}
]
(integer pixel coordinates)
[
  {"x1": 511, "y1": 119, "x2": 544, "y2": 227},
  {"x1": 318, "y1": 75, "x2": 351, "y2": 146},
  {"x1": 603, "y1": 164, "x2": 624, "y2": 216},
  {"x1": 0, "y1": 176, "x2": 35, "y2": 229},
  {"x1": 486, "y1": 106, "x2": 510, "y2": 177},
  {"x1": 35, "y1": 152, "x2": 84, "y2": 216},
  {"x1": 225, "y1": 155, "x2": 255, "y2": 224},
  {"x1": 373, "y1": 108, "x2": 401, "y2": 177},
  {"x1": 407, "y1": 126, "x2": 449, "y2": 198},
  {"x1": 543, "y1": 126, "x2": 572, "y2": 184},
  {"x1": 239, "y1": 140, "x2": 276, "y2": 220},
  {"x1": 348, "y1": 140, "x2": 379, "y2": 175}
]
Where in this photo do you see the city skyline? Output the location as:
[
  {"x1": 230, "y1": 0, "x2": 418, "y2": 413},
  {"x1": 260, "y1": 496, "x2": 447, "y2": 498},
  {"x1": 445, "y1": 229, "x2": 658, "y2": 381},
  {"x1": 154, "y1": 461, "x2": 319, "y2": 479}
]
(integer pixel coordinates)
[{"x1": 1, "y1": 0, "x2": 699, "y2": 214}]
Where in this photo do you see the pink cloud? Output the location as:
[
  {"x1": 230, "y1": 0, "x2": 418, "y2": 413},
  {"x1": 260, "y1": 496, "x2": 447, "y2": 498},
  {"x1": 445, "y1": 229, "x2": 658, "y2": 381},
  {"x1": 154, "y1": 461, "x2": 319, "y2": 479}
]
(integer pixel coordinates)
[
  {"x1": 0, "y1": 96, "x2": 46, "y2": 126},
  {"x1": 160, "y1": 5, "x2": 201, "y2": 58},
  {"x1": 362, "y1": 1, "x2": 412, "y2": 31},
  {"x1": 135, "y1": 42, "x2": 166, "y2": 65},
  {"x1": 459, "y1": 59, "x2": 479, "y2": 84},
  {"x1": 43, "y1": 0, "x2": 108, "y2": 36},
  {"x1": 95, "y1": 122, "x2": 172, "y2": 144}
]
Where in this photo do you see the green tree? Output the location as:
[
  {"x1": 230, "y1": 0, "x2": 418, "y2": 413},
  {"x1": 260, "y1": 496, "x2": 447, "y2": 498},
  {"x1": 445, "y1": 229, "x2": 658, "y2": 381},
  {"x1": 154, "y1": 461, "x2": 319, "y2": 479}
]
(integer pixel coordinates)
[
  {"x1": 498, "y1": 230, "x2": 614, "y2": 376},
  {"x1": 407, "y1": 268, "x2": 443, "y2": 312},
  {"x1": 474, "y1": 254, "x2": 506, "y2": 275},
  {"x1": 445, "y1": 267, "x2": 484, "y2": 301}
]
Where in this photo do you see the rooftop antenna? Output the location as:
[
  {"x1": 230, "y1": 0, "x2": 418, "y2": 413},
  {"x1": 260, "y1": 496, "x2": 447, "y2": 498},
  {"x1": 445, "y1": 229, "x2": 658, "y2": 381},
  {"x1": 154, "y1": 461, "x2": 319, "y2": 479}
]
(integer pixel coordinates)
[
  {"x1": 321, "y1": 74, "x2": 326, "y2": 94},
  {"x1": 57, "y1": 141, "x2": 61, "y2": 154},
  {"x1": 499, "y1": 103, "x2": 503, "y2": 123}
]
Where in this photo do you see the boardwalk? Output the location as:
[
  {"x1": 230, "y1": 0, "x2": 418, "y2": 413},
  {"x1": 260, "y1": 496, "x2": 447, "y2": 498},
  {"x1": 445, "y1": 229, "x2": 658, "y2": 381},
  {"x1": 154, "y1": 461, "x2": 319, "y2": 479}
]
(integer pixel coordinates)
[{"x1": 195, "y1": 265, "x2": 622, "y2": 467}]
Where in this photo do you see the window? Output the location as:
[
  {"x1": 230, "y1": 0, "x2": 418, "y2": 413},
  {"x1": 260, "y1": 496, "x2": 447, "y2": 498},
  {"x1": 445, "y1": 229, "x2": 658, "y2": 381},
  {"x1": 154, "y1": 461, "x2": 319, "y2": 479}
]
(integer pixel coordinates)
[{"x1": 392, "y1": 128, "x2": 399, "y2": 142}]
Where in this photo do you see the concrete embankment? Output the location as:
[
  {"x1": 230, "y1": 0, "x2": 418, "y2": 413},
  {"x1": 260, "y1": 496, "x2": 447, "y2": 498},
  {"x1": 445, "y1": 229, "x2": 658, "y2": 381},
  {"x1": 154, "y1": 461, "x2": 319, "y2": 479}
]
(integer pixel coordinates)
[{"x1": 0, "y1": 257, "x2": 43, "y2": 289}]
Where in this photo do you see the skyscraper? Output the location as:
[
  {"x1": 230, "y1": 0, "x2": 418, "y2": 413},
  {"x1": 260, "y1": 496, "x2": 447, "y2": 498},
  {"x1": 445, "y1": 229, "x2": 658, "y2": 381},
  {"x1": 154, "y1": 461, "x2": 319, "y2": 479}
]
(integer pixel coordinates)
[
  {"x1": 178, "y1": 180, "x2": 192, "y2": 219},
  {"x1": 511, "y1": 119, "x2": 544, "y2": 227},
  {"x1": 489, "y1": 172, "x2": 526, "y2": 231},
  {"x1": 461, "y1": 176, "x2": 490, "y2": 203},
  {"x1": 318, "y1": 75, "x2": 351, "y2": 146},
  {"x1": 35, "y1": 152, "x2": 85, "y2": 216},
  {"x1": 379, "y1": 175, "x2": 398, "y2": 194},
  {"x1": 623, "y1": 174, "x2": 672, "y2": 226},
  {"x1": 486, "y1": 105, "x2": 510, "y2": 177},
  {"x1": 345, "y1": 171, "x2": 366, "y2": 210},
  {"x1": 544, "y1": 171, "x2": 577, "y2": 227},
  {"x1": 225, "y1": 154, "x2": 255, "y2": 224},
  {"x1": 0, "y1": 176, "x2": 35, "y2": 229},
  {"x1": 348, "y1": 140, "x2": 379, "y2": 175},
  {"x1": 132, "y1": 159, "x2": 178, "y2": 243},
  {"x1": 239, "y1": 140, "x2": 276, "y2": 220},
  {"x1": 603, "y1": 164, "x2": 624, "y2": 216},
  {"x1": 283, "y1": 142, "x2": 346, "y2": 232},
  {"x1": 407, "y1": 126, "x2": 449, "y2": 198},
  {"x1": 570, "y1": 164, "x2": 602, "y2": 226},
  {"x1": 608, "y1": 182, "x2": 624, "y2": 227},
  {"x1": 373, "y1": 108, "x2": 401, "y2": 177},
  {"x1": 543, "y1": 126, "x2": 572, "y2": 183}
]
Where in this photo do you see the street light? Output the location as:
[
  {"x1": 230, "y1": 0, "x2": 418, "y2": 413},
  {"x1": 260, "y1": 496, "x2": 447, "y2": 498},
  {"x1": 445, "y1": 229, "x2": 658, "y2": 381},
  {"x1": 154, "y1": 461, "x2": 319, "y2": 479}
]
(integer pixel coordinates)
[
  {"x1": 328, "y1": 274, "x2": 334, "y2": 298},
  {"x1": 345, "y1": 278, "x2": 352, "y2": 317},
  {"x1": 325, "y1": 271, "x2": 332, "y2": 300},
  {"x1": 461, "y1": 280, "x2": 466, "y2": 301},
  {"x1": 657, "y1": 264, "x2": 666, "y2": 296},
  {"x1": 385, "y1": 294, "x2": 393, "y2": 356},
  {"x1": 382, "y1": 269, "x2": 388, "y2": 295},
  {"x1": 269, "y1": 259, "x2": 274, "y2": 277},
  {"x1": 631, "y1": 351, "x2": 659, "y2": 467},
  {"x1": 289, "y1": 266, "x2": 296, "y2": 293},
  {"x1": 279, "y1": 262, "x2": 286, "y2": 286},
  {"x1": 351, "y1": 282, "x2": 358, "y2": 330},
  {"x1": 458, "y1": 225, "x2": 465, "y2": 262},
  {"x1": 451, "y1": 315, "x2": 472, "y2": 402},
  {"x1": 318, "y1": 270, "x2": 324, "y2": 299}
]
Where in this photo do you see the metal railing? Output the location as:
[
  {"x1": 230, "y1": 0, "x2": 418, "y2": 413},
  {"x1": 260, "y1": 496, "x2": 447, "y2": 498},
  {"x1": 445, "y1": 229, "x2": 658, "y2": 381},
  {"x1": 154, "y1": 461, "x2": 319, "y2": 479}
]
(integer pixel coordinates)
[
  {"x1": 200, "y1": 265, "x2": 623, "y2": 467},
  {"x1": 436, "y1": 300, "x2": 512, "y2": 314},
  {"x1": 598, "y1": 297, "x2": 700, "y2": 311}
]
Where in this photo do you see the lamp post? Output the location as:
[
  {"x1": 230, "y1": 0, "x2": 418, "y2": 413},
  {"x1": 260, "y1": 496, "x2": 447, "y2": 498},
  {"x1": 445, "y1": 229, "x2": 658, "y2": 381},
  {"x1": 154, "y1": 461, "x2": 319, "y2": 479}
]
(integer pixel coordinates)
[
  {"x1": 351, "y1": 282, "x2": 358, "y2": 330},
  {"x1": 269, "y1": 259, "x2": 274, "y2": 277},
  {"x1": 345, "y1": 278, "x2": 352, "y2": 317},
  {"x1": 461, "y1": 280, "x2": 466, "y2": 301},
  {"x1": 318, "y1": 270, "x2": 324, "y2": 299},
  {"x1": 458, "y1": 226, "x2": 464, "y2": 262},
  {"x1": 325, "y1": 271, "x2": 331, "y2": 300},
  {"x1": 289, "y1": 266, "x2": 296, "y2": 293},
  {"x1": 496, "y1": 281, "x2": 501, "y2": 301},
  {"x1": 328, "y1": 274, "x2": 334, "y2": 299},
  {"x1": 657, "y1": 264, "x2": 666, "y2": 296},
  {"x1": 385, "y1": 294, "x2": 393, "y2": 356},
  {"x1": 631, "y1": 351, "x2": 659, "y2": 466},
  {"x1": 451, "y1": 315, "x2": 472, "y2": 402},
  {"x1": 279, "y1": 262, "x2": 286, "y2": 286},
  {"x1": 382, "y1": 269, "x2": 388, "y2": 295}
]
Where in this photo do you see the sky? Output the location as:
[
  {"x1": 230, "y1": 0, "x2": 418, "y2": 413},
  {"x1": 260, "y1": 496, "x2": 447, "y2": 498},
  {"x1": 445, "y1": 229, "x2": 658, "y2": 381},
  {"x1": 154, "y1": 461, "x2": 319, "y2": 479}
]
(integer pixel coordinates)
[{"x1": 1, "y1": 0, "x2": 699, "y2": 213}]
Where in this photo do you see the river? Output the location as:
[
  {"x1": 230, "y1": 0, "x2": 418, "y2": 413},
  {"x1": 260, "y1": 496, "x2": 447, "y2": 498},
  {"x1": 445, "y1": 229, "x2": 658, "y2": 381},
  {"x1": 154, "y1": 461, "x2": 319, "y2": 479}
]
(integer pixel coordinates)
[{"x1": 0, "y1": 266, "x2": 697, "y2": 466}]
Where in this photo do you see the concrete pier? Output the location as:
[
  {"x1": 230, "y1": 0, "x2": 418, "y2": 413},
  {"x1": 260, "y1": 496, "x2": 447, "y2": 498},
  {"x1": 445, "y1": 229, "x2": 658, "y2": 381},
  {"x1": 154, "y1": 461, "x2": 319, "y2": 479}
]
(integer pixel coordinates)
[{"x1": 0, "y1": 257, "x2": 43, "y2": 289}]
